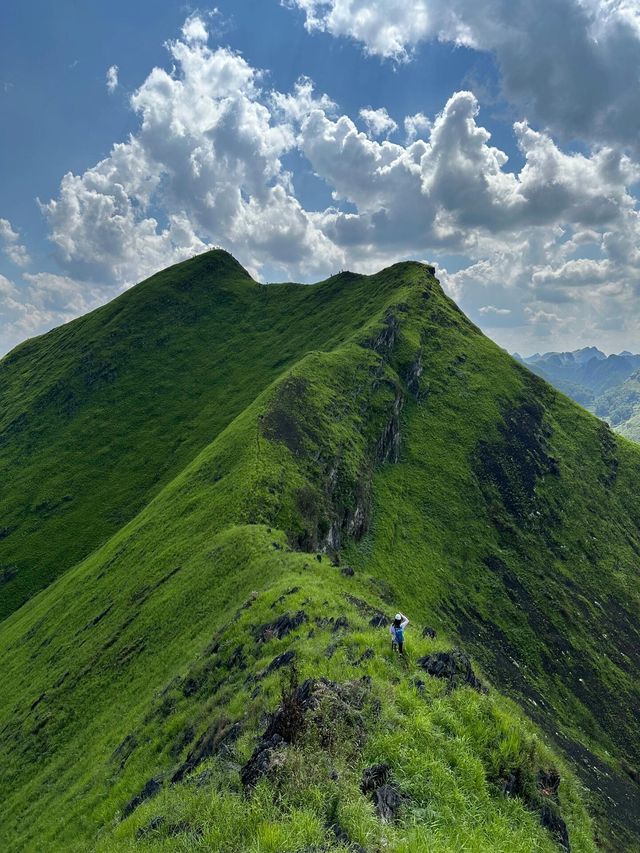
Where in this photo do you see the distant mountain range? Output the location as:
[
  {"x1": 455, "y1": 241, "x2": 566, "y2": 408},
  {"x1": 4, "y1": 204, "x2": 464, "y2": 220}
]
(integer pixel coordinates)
[{"x1": 513, "y1": 348, "x2": 640, "y2": 440}]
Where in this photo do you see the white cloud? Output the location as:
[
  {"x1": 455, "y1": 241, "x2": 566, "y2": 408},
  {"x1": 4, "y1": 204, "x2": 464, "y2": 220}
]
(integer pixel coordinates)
[
  {"x1": 440, "y1": 226, "x2": 640, "y2": 352},
  {"x1": 404, "y1": 112, "x2": 431, "y2": 143},
  {"x1": 182, "y1": 12, "x2": 210, "y2": 43},
  {"x1": 0, "y1": 218, "x2": 30, "y2": 266},
  {"x1": 532, "y1": 258, "x2": 612, "y2": 288},
  {"x1": 106, "y1": 65, "x2": 119, "y2": 93},
  {"x1": 300, "y1": 91, "x2": 638, "y2": 261},
  {"x1": 41, "y1": 21, "x2": 343, "y2": 287},
  {"x1": 0, "y1": 273, "x2": 18, "y2": 298},
  {"x1": 525, "y1": 306, "x2": 564, "y2": 327},
  {"x1": 286, "y1": 0, "x2": 430, "y2": 60},
  {"x1": 271, "y1": 76, "x2": 336, "y2": 122},
  {"x1": 21, "y1": 272, "x2": 104, "y2": 316},
  {"x1": 6, "y1": 11, "x2": 638, "y2": 357},
  {"x1": 0, "y1": 271, "x2": 100, "y2": 354},
  {"x1": 42, "y1": 164, "x2": 211, "y2": 286},
  {"x1": 285, "y1": 0, "x2": 640, "y2": 152},
  {"x1": 359, "y1": 107, "x2": 397, "y2": 138},
  {"x1": 479, "y1": 305, "x2": 511, "y2": 315},
  {"x1": 296, "y1": 86, "x2": 640, "y2": 352}
]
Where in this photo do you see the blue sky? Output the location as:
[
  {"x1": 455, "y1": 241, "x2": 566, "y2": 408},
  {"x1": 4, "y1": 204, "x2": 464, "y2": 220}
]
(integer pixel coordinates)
[
  {"x1": 1, "y1": 0, "x2": 639, "y2": 355},
  {"x1": 1, "y1": 0, "x2": 502, "y2": 264}
]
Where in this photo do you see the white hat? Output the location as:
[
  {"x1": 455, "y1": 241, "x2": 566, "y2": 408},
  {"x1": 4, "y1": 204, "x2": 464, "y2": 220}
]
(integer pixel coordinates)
[{"x1": 395, "y1": 613, "x2": 402, "y2": 621}]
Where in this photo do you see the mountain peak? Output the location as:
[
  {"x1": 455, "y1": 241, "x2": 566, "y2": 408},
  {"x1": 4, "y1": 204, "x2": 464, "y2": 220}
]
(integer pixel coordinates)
[
  {"x1": 572, "y1": 345, "x2": 606, "y2": 363},
  {"x1": 163, "y1": 247, "x2": 255, "y2": 282}
]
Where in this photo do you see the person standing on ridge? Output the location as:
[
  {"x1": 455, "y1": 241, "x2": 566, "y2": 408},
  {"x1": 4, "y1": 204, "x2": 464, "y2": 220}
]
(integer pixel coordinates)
[{"x1": 390, "y1": 612, "x2": 409, "y2": 654}]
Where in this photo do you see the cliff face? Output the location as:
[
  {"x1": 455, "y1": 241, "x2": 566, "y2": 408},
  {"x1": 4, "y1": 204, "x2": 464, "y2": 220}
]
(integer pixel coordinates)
[{"x1": 0, "y1": 253, "x2": 638, "y2": 850}]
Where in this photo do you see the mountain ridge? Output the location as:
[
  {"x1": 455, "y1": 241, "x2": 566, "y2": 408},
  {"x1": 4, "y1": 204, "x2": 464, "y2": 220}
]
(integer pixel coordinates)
[
  {"x1": 1, "y1": 252, "x2": 638, "y2": 851},
  {"x1": 0, "y1": 251, "x2": 423, "y2": 619}
]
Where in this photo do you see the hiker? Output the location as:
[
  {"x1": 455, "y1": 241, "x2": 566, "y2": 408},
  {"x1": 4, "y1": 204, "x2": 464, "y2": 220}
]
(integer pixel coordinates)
[{"x1": 390, "y1": 612, "x2": 409, "y2": 654}]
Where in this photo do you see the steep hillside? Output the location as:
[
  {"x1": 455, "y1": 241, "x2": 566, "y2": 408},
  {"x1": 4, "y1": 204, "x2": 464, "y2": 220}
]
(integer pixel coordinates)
[
  {"x1": 0, "y1": 252, "x2": 412, "y2": 619},
  {"x1": 0, "y1": 254, "x2": 638, "y2": 851}
]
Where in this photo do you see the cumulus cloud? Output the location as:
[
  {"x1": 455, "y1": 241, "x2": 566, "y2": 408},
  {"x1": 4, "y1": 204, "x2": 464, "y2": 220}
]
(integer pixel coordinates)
[
  {"x1": 106, "y1": 64, "x2": 119, "y2": 93},
  {"x1": 532, "y1": 258, "x2": 612, "y2": 288},
  {"x1": 359, "y1": 107, "x2": 397, "y2": 138},
  {"x1": 440, "y1": 223, "x2": 640, "y2": 351},
  {"x1": 41, "y1": 23, "x2": 343, "y2": 287},
  {"x1": 0, "y1": 218, "x2": 30, "y2": 266},
  {"x1": 285, "y1": 0, "x2": 640, "y2": 152},
  {"x1": 271, "y1": 76, "x2": 336, "y2": 122},
  {"x1": 299, "y1": 91, "x2": 638, "y2": 261},
  {"x1": 527, "y1": 306, "x2": 560, "y2": 320},
  {"x1": 6, "y1": 12, "x2": 639, "y2": 357},
  {"x1": 21, "y1": 272, "x2": 104, "y2": 316},
  {"x1": 182, "y1": 12, "x2": 210, "y2": 43},
  {"x1": 0, "y1": 273, "x2": 18, "y2": 298},
  {"x1": 404, "y1": 112, "x2": 431, "y2": 143},
  {"x1": 286, "y1": 0, "x2": 430, "y2": 59},
  {"x1": 0, "y1": 271, "x2": 101, "y2": 354}
]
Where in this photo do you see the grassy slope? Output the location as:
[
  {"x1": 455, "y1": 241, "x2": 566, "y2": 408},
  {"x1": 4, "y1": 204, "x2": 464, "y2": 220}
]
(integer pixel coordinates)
[
  {"x1": 0, "y1": 256, "x2": 637, "y2": 850},
  {"x1": 342, "y1": 301, "x2": 640, "y2": 848},
  {"x1": 0, "y1": 252, "x2": 408, "y2": 619}
]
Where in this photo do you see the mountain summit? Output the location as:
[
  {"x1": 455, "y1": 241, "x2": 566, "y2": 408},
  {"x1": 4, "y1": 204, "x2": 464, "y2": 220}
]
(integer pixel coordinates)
[{"x1": 1, "y1": 252, "x2": 638, "y2": 851}]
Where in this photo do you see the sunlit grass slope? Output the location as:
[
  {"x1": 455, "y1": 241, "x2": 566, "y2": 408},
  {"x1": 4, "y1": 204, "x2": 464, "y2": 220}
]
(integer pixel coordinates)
[
  {"x1": 0, "y1": 254, "x2": 638, "y2": 850},
  {"x1": 0, "y1": 252, "x2": 408, "y2": 618}
]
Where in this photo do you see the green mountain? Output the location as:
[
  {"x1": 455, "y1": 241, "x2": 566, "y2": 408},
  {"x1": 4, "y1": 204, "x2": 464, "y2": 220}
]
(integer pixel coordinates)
[
  {"x1": 1, "y1": 251, "x2": 639, "y2": 852},
  {"x1": 595, "y1": 370, "x2": 640, "y2": 442},
  {"x1": 0, "y1": 251, "x2": 409, "y2": 619},
  {"x1": 515, "y1": 349, "x2": 640, "y2": 412}
]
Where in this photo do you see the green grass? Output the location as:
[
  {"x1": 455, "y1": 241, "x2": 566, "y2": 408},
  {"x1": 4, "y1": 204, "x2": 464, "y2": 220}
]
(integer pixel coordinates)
[
  {"x1": 0, "y1": 251, "x2": 638, "y2": 850},
  {"x1": 0, "y1": 254, "x2": 406, "y2": 619},
  {"x1": 94, "y1": 576, "x2": 595, "y2": 853},
  {"x1": 0, "y1": 558, "x2": 596, "y2": 852}
]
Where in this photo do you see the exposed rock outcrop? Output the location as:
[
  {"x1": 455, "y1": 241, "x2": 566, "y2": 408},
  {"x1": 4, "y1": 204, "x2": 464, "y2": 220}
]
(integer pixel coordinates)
[
  {"x1": 121, "y1": 777, "x2": 162, "y2": 819},
  {"x1": 499, "y1": 765, "x2": 570, "y2": 851},
  {"x1": 418, "y1": 648, "x2": 487, "y2": 693},
  {"x1": 172, "y1": 720, "x2": 242, "y2": 784},
  {"x1": 240, "y1": 677, "x2": 371, "y2": 788},
  {"x1": 253, "y1": 611, "x2": 308, "y2": 644},
  {"x1": 361, "y1": 763, "x2": 404, "y2": 822}
]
